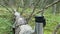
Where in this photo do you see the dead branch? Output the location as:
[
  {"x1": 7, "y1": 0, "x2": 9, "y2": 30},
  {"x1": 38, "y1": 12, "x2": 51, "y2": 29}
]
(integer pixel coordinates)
[
  {"x1": 0, "y1": 5, "x2": 11, "y2": 12},
  {"x1": 28, "y1": 0, "x2": 60, "y2": 20},
  {"x1": 33, "y1": 0, "x2": 60, "y2": 16},
  {"x1": 0, "y1": 4, "x2": 16, "y2": 14},
  {"x1": 27, "y1": 0, "x2": 41, "y2": 23}
]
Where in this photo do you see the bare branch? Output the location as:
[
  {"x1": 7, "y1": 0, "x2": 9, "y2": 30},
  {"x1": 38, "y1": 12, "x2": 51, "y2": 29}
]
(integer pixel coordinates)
[
  {"x1": 20, "y1": 7, "x2": 26, "y2": 15},
  {"x1": 0, "y1": 0, "x2": 15, "y2": 14},
  {"x1": 27, "y1": 0, "x2": 41, "y2": 23},
  {"x1": 26, "y1": 0, "x2": 60, "y2": 23},
  {"x1": 0, "y1": 4, "x2": 16, "y2": 14},
  {"x1": 0, "y1": 4, "x2": 12, "y2": 13},
  {"x1": 34, "y1": 0, "x2": 60, "y2": 15},
  {"x1": 28, "y1": 0, "x2": 60, "y2": 21},
  {"x1": 20, "y1": 0, "x2": 25, "y2": 15}
]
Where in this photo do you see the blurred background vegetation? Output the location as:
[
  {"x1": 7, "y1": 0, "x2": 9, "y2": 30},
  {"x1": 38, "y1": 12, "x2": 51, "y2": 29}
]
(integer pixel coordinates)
[{"x1": 0, "y1": 0, "x2": 60, "y2": 34}]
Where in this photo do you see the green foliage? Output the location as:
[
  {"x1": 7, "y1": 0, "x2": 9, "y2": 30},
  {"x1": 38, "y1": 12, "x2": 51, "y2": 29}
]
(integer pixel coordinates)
[
  {"x1": 0, "y1": 7, "x2": 60, "y2": 34},
  {"x1": 0, "y1": 7, "x2": 14, "y2": 34}
]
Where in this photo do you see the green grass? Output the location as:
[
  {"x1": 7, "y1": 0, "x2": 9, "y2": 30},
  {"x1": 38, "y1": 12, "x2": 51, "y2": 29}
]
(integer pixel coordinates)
[
  {"x1": 0, "y1": 17, "x2": 13, "y2": 34},
  {"x1": 0, "y1": 7, "x2": 60, "y2": 34}
]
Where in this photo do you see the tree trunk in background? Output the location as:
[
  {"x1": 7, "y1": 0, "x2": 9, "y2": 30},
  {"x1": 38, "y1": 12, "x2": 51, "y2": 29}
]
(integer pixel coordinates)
[
  {"x1": 39, "y1": 0, "x2": 48, "y2": 16},
  {"x1": 52, "y1": 0, "x2": 58, "y2": 15},
  {"x1": 8, "y1": 0, "x2": 16, "y2": 7},
  {"x1": 0, "y1": 0, "x2": 4, "y2": 5},
  {"x1": 29, "y1": 0, "x2": 33, "y2": 8},
  {"x1": 52, "y1": 4, "x2": 57, "y2": 15},
  {"x1": 52, "y1": 0, "x2": 60, "y2": 15},
  {"x1": 21, "y1": 0, "x2": 24, "y2": 7},
  {"x1": 9, "y1": 0, "x2": 14, "y2": 6},
  {"x1": 56, "y1": 2, "x2": 60, "y2": 14}
]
